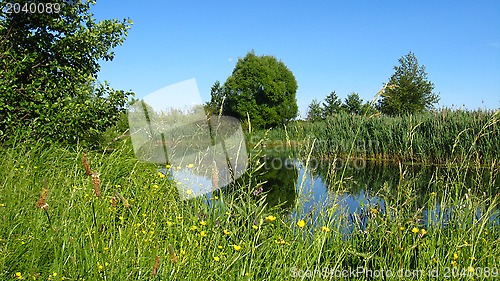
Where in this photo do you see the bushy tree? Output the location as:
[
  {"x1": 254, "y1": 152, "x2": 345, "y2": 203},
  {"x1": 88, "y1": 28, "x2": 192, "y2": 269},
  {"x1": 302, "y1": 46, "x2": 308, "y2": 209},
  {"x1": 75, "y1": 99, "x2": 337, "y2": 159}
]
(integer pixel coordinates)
[
  {"x1": 0, "y1": 0, "x2": 133, "y2": 146},
  {"x1": 205, "y1": 80, "x2": 224, "y2": 115},
  {"x1": 342, "y1": 92, "x2": 363, "y2": 115},
  {"x1": 322, "y1": 91, "x2": 343, "y2": 117},
  {"x1": 214, "y1": 51, "x2": 298, "y2": 129},
  {"x1": 378, "y1": 52, "x2": 439, "y2": 116},
  {"x1": 306, "y1": 99, "x2": 324, "y2": 122}
]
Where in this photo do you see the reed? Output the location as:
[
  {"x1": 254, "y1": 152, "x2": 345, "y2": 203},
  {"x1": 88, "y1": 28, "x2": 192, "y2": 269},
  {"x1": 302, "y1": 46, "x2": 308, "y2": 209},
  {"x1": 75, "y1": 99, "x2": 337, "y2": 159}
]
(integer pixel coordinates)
[{"x1": 260, "y1": 109, "x2": 499, "y2": 165}]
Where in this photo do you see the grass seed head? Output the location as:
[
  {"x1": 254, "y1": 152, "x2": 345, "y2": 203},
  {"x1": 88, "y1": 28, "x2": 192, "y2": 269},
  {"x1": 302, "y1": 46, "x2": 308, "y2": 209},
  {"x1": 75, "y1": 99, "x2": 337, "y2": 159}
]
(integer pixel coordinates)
[
  {"x1": 36, "y1": 188, "x2": 49, "y2": 210},
  {"x1": 151, "y1": 255, "x2": 160, "y2": 276},
  {"x1": 212, "y1": 160, "x2": 219, "y2": 189},
  {"x1": 91, "y1": 172, "x2": 101, "y2": 197},
  {"x1": 82, "y1": 153, "x2": 93, "y2": 176}
]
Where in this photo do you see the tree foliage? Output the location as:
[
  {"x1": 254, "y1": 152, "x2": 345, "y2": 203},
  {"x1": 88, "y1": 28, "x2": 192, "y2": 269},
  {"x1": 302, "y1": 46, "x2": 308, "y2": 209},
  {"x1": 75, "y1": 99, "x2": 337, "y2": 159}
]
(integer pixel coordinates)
[
  {"x1": 378, "y1": 52, "x2": 439, "y2": 116},
  {"x1": 322, "y1": 91, "x2": 342, "y2": 117},
  {"x1": 0, "y1": 0, "x2": 133, "y2": 146},
  {"x1": 306, "y1": 99, "x2": 323, "y2": 122},
  {"x1": 342, "y1": 93, "x2": 363, "y2": 115},
  {"x1": 205, "y1": 80, "x2": 224, "y2": 116},
  {"x1": 211, "y1": 51, "x2": 298, "y2": 129}
]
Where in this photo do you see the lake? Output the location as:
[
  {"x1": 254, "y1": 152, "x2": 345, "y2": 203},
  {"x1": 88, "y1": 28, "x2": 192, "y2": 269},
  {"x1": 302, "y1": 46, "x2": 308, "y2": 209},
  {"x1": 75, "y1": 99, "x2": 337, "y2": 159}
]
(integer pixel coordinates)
[
  {"x1": 160, "y1": 155, "x2": 499, "y2": 231},
  {"x1": 253, "y1": 156, "x2": 500, "y2": 231}
]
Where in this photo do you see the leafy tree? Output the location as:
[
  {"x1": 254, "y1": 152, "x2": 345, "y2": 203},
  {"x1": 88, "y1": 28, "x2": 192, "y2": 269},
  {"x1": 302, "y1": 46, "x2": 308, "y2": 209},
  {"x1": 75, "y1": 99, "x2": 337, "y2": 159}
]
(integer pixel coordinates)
[
  {"x1": 205, "y1": 80, "x2": 225, "y2": 115},
  {"x1": 0, "y1": 0, "x2": 133, "y2": 146},
  {"x1": 342, "y1": 92, "x2": 363, "y2": 115},
  {"x1": 378, "y1": 52, "x2": 439, "y2": 116},
  {"x1": 218, "y1": 51, "x2": 298, "y2": 129},
  {"x1": 306, "y1": 99, "x2": 324, "y2": 122},
  {"x1": 322, "y1": 91, "x2": 343, "y2": 117}
]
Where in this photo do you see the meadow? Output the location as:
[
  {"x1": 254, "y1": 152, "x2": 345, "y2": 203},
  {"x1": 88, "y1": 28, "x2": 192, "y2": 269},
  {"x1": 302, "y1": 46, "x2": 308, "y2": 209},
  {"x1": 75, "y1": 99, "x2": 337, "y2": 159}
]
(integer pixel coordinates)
[{"x1": 0, "y1": 109, "x2": 499, "y2": 280}]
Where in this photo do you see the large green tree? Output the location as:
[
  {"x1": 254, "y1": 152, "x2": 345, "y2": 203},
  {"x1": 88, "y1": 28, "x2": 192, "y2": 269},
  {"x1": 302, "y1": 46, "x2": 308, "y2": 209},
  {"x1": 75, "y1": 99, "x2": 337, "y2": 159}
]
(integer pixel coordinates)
[
  {"x1": 378, "y1": 52, "x2": 439, "y2": 116},
  {"x1": 213, "y1": 51, "x2": 298, "y2": 129},
  {"x1": 0, "y1": 0, "x2": 133, "y2": 145}
]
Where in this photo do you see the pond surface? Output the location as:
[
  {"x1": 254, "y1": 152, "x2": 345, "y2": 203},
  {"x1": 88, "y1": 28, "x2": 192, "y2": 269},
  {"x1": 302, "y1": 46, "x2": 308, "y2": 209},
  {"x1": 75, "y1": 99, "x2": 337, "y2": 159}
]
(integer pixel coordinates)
[
  {"x1": 254, "y1": 157, "x2": 500, "y2": 229},
  {"x1": 160, "y1": 156, "x2": 499, "y2": 229}
]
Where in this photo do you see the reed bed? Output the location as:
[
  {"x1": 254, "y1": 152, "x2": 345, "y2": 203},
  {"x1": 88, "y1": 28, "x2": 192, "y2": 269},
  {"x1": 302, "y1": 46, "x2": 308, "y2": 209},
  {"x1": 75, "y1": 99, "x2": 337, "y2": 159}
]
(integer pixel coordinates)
[{"x1": 257, "y1": 109, "x2": 499, "y2": 165}]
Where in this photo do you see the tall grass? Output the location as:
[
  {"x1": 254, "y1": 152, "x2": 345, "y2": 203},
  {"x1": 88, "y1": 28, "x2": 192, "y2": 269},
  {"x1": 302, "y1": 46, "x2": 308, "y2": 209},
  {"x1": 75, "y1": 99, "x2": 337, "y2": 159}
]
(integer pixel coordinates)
[
  {"x1": 256, "y1": 109, "x2": 499, "y2": 165},
  {"x1": 0, "y1": 124, "x2": 499, "y2": 280}
]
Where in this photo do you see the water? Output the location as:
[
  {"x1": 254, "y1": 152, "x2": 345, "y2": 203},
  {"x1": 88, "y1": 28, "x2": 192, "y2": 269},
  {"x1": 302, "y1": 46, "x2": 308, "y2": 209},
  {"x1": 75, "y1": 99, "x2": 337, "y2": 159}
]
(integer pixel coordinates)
[
  {"x1": 160, "y1": 156, "x2": 499, "y2": 229},
  {"x1": 256, "y1": 157, "x2": 500, "y2": 229}
]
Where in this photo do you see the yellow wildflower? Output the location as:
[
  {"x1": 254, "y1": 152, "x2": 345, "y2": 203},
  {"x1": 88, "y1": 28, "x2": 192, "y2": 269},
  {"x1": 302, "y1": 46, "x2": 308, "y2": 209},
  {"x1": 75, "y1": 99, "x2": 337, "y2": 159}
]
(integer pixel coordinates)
[
  {"x1": 157, "y1": 172, "x2": 165, "y2": 178},
  {"x1": 321, "y1": 226, "x2": 330, "y2": 233},
  {"x1": 186, "y1": 164, "x2": 194, "y2": 168},
  {"x1": 297, "y1": 219, "x2": 306, "y2": 228},
  {"x1": 166, "y1": 164, "x2": 171, "y2": 169},
  {"x1": 252, "y1": 225, "x2": 259, "y2": 230},
  {"x1": 265, "y1": 215, "x2": 276, "y2": 222},
  {"x1": 411, "y1": 227, "x2": 419, "y2": 234},
  {"x1": 15, "y1": 272, "x2": 22, "y2": 280},
  {"x1": 451, "y1": 260, "x2": 457, "y2": 266},
  {"x1": 190, "y1": 226, "x2": 197, "y2": 231},
  {"x1": 200, "y1": 231, "x2": 207, "y2": 237},
  {"x1": 420, "y1": 229, "x2": 427, "y2": 236},
  {"x1": 232, "y1": 245, "x2": 242, "y2": 251},
  {"x1": 213, "y1": 256, "x2": 220, "y2": 261},
  {"x1": 223, "y1": 229, "x2": 231, "y2": 235},
  {"x1": 453, "y1": 253, "x2": 459, "y2": 260},
  {"x1": 199, "y1": 221, "x2": 207, "y2": 226}
]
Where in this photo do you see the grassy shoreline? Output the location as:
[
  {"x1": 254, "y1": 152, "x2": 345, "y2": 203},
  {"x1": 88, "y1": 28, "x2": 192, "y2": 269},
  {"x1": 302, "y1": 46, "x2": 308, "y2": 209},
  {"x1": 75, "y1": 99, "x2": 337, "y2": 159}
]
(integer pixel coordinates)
[
  {"x1": 250, "y1": 109, "x2": 499, "y2": 166},
  {"x1": 1, "y1": 134, "x2": 499, "y2": 280}
]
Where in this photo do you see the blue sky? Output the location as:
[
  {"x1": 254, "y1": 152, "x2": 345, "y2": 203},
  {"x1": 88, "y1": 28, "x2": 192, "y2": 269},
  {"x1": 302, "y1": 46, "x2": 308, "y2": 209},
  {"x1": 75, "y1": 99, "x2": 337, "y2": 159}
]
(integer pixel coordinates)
[{"x1": 92, "y1": 1, "x2": 500, "y2": 117}]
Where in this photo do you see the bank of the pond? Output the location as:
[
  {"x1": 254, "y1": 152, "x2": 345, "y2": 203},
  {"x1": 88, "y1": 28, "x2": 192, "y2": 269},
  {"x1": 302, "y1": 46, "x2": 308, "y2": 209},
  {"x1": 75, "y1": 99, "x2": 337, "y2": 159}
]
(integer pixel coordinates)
[
  {"x1": 248, "y1": 109, "x2": 500, "y2": 166},
  {"x1": 1, "y1": 135, "x2": 499, "y2": 280}
]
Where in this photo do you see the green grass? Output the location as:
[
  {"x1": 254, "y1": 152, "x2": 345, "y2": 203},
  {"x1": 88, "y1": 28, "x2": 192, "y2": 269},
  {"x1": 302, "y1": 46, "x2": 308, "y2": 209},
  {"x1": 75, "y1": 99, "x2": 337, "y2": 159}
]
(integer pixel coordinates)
[
  {"x1": 253, "y1": 109, "x2": 500, "y2": 165},
  {"x1": 0, "y1": 130, "x2": 499, "y2": 280}
]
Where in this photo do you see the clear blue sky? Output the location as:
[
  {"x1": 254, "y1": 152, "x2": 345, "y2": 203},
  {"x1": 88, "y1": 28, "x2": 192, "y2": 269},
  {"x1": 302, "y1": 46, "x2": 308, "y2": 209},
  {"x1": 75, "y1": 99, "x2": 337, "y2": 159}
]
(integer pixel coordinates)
[{"x1": 91, "y1": 0, "x2": 500, "y2": 117}]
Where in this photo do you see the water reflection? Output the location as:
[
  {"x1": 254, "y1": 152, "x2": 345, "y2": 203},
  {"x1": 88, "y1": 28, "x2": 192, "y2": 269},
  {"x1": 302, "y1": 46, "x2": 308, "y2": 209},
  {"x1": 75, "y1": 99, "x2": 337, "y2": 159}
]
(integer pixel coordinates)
[
  {"x1": 257, "y1": 157, "x2": 298, "y2": 210},
  {"x1": 263, "y1": 158, "x2": 500, "y2": 229}
]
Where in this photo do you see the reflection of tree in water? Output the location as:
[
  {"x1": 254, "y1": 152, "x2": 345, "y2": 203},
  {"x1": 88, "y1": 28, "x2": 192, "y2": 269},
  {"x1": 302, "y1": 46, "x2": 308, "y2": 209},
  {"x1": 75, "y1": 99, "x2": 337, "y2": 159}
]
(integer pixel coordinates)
[
  {"x1": 258, "y1": 158, "x2": 298, "y2": 211},
  {"x1": 307, "y1": 159, "x2": 499, "y2": 205},
  {"x1": 221, "y1": 157, "x2": 298, "y2": 211}
]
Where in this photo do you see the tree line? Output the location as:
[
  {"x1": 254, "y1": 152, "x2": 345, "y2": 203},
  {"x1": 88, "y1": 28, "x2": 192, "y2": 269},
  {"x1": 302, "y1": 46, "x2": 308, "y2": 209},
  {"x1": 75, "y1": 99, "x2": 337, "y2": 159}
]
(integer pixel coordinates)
[
  {"x1": 0, "y1": 0, "x2": 440, "y2": 147},
  {"x1": 208, "y1": 51, "x2": 440, "y2": 129}
]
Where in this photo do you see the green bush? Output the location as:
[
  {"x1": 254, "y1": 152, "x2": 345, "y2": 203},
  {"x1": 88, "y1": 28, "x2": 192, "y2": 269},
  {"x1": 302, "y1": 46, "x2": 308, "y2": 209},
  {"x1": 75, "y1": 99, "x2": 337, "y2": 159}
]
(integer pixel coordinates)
[{"x1": 0, "y1": 0, "x2": 133, "y2": 147}]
